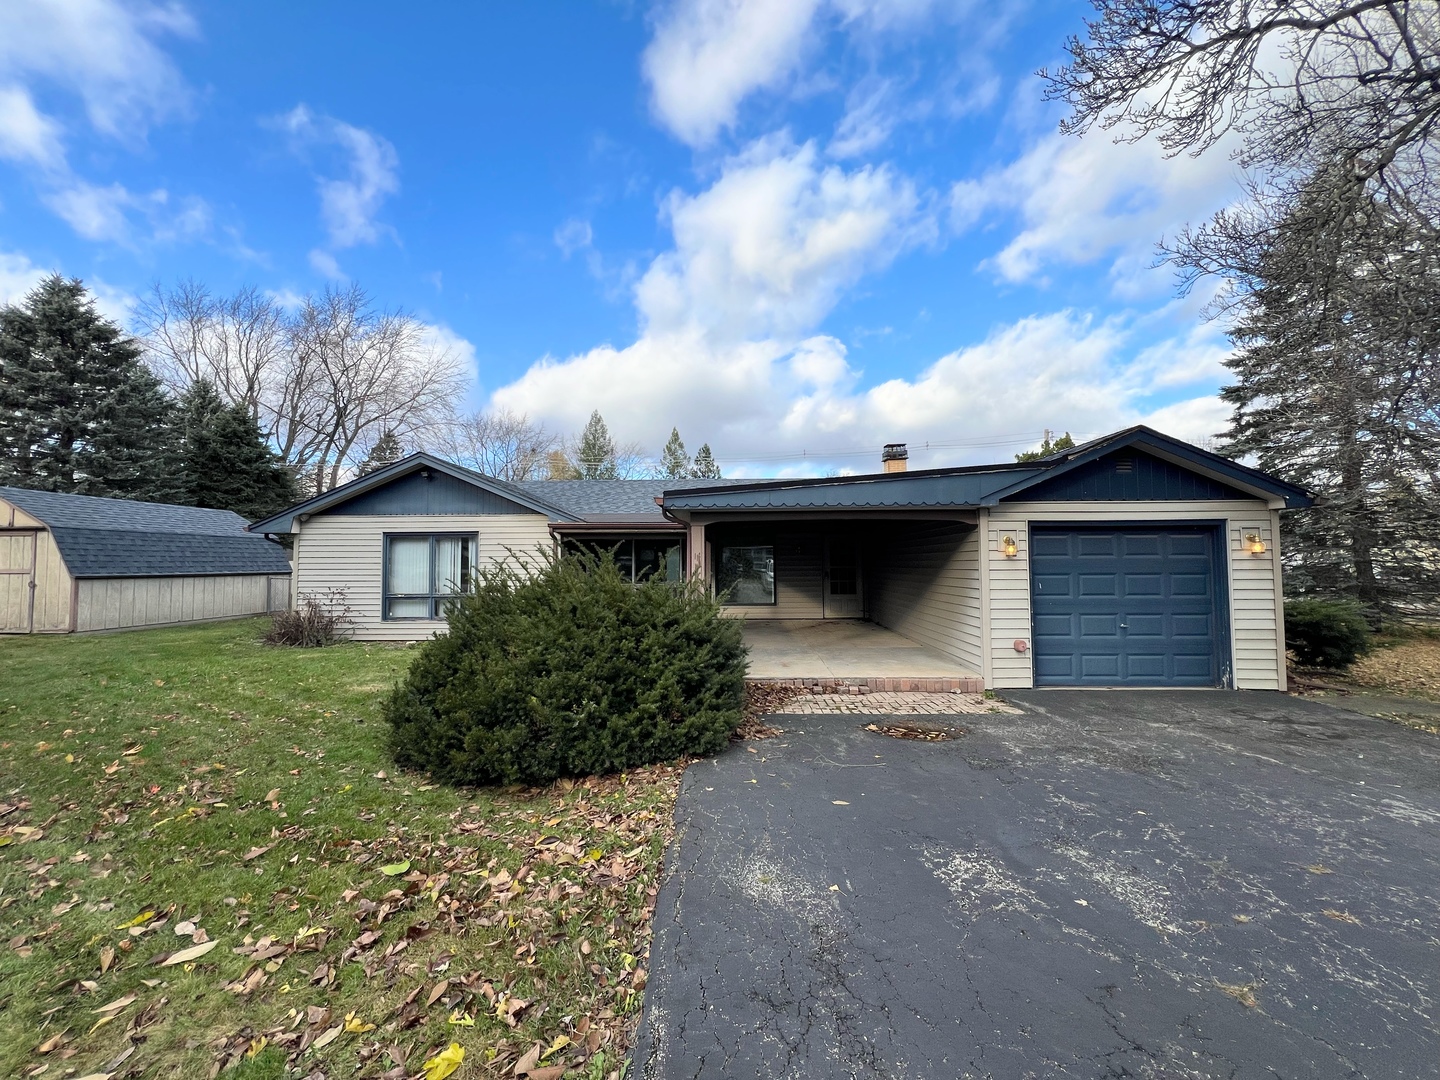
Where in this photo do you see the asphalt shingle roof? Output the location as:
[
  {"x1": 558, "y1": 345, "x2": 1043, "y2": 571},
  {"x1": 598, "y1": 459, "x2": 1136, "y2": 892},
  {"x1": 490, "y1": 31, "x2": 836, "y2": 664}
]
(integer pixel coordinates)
[
  {"x1": 0, "y1": 486, "x2": 293, "y2": 578},
  {"x1": 513, "y1": 478, "x2": 753, "y2": 517}
]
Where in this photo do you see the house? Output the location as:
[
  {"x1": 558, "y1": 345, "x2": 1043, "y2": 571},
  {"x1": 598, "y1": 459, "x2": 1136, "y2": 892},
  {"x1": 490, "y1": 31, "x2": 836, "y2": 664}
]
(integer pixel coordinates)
[
  {"x1": 0, "y1": 487, "x2": 293, "y2": 634},
  {"x1": 248, "y1": 426, "x2": 1311, "y2": 690}
]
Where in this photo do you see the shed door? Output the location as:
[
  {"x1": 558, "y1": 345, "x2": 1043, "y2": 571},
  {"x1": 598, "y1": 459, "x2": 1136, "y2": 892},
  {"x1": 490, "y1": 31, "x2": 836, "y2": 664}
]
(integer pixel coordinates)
[
  {"x1": 0, "y1": 531, "x2": 37, "y2": 634},
  {"x1": 1030, "y1": 526, "x2": 1224, "y2": 687}
]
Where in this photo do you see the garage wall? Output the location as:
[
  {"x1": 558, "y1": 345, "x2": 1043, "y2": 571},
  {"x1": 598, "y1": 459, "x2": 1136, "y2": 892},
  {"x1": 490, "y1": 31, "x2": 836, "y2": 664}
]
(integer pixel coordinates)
[
  {"x1": 75, "y1": 574, "x2": 275, "y2": 632},
  {"x1": 295, "y1": 512, "x2": 553, "y2": 640},
  {"x1": 868, "y1": 523, "x2": 983, "y2": 673},
  {"x1": 985, "y1": 501, "x2": 1286, "y2": 691}
]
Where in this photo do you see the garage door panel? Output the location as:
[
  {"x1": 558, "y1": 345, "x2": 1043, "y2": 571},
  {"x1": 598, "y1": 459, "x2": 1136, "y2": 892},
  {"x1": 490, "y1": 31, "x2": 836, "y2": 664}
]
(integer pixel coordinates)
[{"x1": 1031, "y1": 526, "x2": 1222, "y2": 687}]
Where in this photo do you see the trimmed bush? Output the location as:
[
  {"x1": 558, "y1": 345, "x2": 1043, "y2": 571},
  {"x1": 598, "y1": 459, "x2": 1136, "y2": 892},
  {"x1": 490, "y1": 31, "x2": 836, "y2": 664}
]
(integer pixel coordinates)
[
  {"x1": 384, "y1": 550, "x2": 747, "y2": 786},
  {"x1": 1285, "y1": 599, "x2": 1372, "y2": 670}
]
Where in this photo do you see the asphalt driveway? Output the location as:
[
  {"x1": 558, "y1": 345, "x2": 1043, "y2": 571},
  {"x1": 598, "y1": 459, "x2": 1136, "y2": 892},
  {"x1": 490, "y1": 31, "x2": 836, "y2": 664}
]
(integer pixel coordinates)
[{"x1": 633, "y1": 691, "x2": 1440, "y2": 1079}]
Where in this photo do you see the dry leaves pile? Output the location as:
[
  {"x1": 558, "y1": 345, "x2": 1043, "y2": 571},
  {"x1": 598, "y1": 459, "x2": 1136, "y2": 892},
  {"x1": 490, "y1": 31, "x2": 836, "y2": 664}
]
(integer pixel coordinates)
[
  {"x1": 862, "y1": 722, "x2": 959, "y2": 742},
  {"x1": 1346, "y1": 638, "x2": 1440, "y2": 699}
]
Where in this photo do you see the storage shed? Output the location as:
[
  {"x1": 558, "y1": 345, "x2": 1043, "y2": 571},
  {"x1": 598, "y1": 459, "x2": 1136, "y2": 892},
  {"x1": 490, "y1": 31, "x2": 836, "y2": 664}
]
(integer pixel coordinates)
[{"x1": 0, "y1": 487, "x2": 292, "y2": 634}]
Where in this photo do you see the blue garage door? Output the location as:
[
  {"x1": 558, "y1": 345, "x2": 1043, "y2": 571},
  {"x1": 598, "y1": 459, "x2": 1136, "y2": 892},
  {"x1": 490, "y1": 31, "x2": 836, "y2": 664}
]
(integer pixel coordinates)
[{"x1": 1030, "y1": 526, "x2": 1224, "y2": 687}]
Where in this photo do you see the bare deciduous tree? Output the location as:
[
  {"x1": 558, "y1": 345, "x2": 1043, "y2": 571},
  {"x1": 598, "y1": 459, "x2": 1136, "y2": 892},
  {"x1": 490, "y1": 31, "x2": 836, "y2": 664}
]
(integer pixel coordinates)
[
  {"x1": 138, "y1": 281, "x2": 467, "y2": 494},
  {"x1": 427, "y1": 408, "x2": 556, "y2": 481}
]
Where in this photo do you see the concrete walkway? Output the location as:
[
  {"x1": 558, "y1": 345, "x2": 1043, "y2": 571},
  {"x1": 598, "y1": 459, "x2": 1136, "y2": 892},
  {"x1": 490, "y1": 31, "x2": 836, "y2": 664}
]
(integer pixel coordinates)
[{"x1": 742, "y1": 619, "x2": 977, "y2": 682}]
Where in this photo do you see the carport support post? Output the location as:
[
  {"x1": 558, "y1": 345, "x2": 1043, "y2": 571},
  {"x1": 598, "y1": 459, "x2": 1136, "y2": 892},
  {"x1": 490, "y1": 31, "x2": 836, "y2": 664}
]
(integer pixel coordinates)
[{"x1": 688, "y1": 522, "x2": 707, "y2": 592}]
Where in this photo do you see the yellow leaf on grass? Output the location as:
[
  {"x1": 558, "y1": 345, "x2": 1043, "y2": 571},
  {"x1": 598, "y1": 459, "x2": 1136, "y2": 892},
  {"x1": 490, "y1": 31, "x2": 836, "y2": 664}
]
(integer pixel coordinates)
[
  {"x1": 540, "y1": 1034, "x2": 570, "y2": 1059},
  {"x1": 447, "y1": 1010, "x2": 475, "y2": 1026},
  {"x1": 380, "y1": 859, "x2": 411, "y2": 876},
  {"x1": 342, "y1": 1011, "x2": 375, "y2": 1033},
  {"x1": 246, "y1": 1036, "x2": 269, "y2": 1058},
  {"x1": 114, "y1": 911, "x2": 155, "y2": 930},
  {"x1": 422, "y1": 1041, "x2": 465, "y2": 1079}
]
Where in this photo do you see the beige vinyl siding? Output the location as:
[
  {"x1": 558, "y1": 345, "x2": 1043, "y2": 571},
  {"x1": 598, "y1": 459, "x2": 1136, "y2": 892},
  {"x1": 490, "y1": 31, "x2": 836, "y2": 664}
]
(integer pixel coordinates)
[
  {"x1": 74, "y1": 574, "x2": 273, "y2": 632},
  {"x1": 294, "y1": 512, "x2": 553, "y2": 640},
  {"x1": 868, "y1": 523, "x2": 982, "y2": 672},
  {"x1": 1, "y1": 496, "x2": 74, "y2": 633},
  {"x1": 721, "y1": 531, "x2": 824, "y2": 620},
  {"x1": 984, "y1": 501, "x2": 1287, "y2": 691}
]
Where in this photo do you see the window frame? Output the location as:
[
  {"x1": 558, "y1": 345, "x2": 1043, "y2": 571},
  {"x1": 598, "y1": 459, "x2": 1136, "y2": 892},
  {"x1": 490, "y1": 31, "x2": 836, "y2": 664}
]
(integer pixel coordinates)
[
  {"x1": 717, "y1": 543, "x2": 777, "y2": 606},
  {"x1": 381, "y1": 532, "x2": 478, "y2": 621},
  {"x1": 562, "y1": 535, "x2": 685, "y2": 584}
]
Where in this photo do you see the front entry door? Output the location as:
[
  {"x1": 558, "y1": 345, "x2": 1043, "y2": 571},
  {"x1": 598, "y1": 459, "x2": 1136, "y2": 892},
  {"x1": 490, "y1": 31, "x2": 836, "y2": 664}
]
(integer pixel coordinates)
[{"x1": 823, "y1": 537, "x2": 863, "y2": 618}]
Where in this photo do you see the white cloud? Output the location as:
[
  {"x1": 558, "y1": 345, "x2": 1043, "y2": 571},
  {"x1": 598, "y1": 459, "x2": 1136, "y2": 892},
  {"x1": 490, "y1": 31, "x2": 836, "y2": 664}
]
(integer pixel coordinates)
[
  {"x1": 644, "y1": 0, "x2": 824, "y2": 147},
  {"x1": 554, "y1": 217, "x2": 594, "y2": 258},
  {"x1": 0, "y1": 0, "x2": 195, "y2": 144},
  {"x1": 0, "y1": 85, "x2": 65, "y2": 170},
  {"x1": 43, "y1": 180, "x2": 210, "y2": 247},
  {"x1": 635, "y1": 136, "x2": 931, "y2": 341},
  {"x1": 275, "y1": 105, "x2": 400, "y2": 255},
  {"x1": 307, "y1": 249, "x2": 345, "y2": 280},
  {"x1": 951, "y1": 128, "x2": 1241, "y2": 297},
  {"x1": 0, "y1": 248, "x2": 48, "y2": 304},
  {"x1": 489, "y1": 130, "x2": 1226, "y2": 470}
]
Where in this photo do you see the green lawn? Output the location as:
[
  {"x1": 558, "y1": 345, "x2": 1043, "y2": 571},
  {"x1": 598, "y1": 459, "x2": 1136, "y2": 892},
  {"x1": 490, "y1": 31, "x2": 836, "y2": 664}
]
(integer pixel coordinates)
[{"x1": 1, "y1": 619, "x2": 680, "y2": 1079}]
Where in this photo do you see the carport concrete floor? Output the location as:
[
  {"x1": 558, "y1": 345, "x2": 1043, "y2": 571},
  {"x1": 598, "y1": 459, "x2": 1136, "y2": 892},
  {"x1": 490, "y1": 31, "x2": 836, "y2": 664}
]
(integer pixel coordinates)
[
  {"x1": 634, "y1": 691, "x2": 1440, "y2": 1079},
  {"x1": 742, "y1": 619, "x2": 977, "y2": 680}
]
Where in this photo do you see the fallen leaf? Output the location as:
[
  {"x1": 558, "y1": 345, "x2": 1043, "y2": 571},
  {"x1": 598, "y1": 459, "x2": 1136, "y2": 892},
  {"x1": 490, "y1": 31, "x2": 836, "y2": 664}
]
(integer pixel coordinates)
[
  {"x1": 512, "y1": 1044, "x2": 540, "y2": 1076},
  {"x1": 380, "y1": 859, "x2": 411, "y2": 876},
  {"x1": 35, "y1": 1031, "x2": 68, "y2": 1054},
  {"x1": 113, "y1": 911, "x2": 155, "y2": 930},
  {"x1": 832, "y1": 800, "x2": 849, "y2": 805},
  {"x1": 99, "y1": 946, "x2": 115, "y2": 972},
  {"x1": 1216, "y1": 980, "x2": 1259, "y2": 1007},
  {"x1": 174, "y1": 921, "x2": 196, "y2": 937},
  {"x1": 539, "y1": 1034, "x2": 569, "y2": 1060},
  {"x1": 92, "y1": 993, "x2": 137, "y2": 1016},
  {"x1": 158, "y1": 940, "x2": 217, "y2": 966},
  {"x1": 1304, "y1": 864, "x2": 1335, "y2": 875},
  {"x1": 529, "y1": 1067, "x2": 567, "y2": 1080},
  {"x1": 343, "y1": 1011, "x2": 375, "y2": 1033},
  {"x1": 422, "y1": 1041, "x2": 464, "y2": 1079},
  {"x1": 310, "y1": 1023, "x2": 343, "y2": 1051},
  {"x1": 446, "y1": 1010, "x2": 475, "y2": 1027},
  {"x1": 426, "y1": 979, "x2": 450, "y2": 1007},
  {"x1": 242, "y1": 845, "x2": 272, "y2": 861},
  {"x1": 1322, "y1": 908, "x2": 1362, "y2": 924}
]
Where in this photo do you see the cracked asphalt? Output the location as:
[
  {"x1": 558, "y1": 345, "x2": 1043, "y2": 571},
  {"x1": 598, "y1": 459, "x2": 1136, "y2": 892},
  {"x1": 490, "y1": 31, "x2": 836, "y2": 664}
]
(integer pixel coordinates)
[{"x1": 633, "y1": 691, "x2": 1440, "y2": 1079}]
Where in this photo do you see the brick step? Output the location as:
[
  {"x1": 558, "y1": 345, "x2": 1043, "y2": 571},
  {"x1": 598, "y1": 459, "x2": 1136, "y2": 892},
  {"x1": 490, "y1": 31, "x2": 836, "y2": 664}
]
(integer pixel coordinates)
[{"x1": 745, "y1": 676, "x2": 985, "y2": 695}]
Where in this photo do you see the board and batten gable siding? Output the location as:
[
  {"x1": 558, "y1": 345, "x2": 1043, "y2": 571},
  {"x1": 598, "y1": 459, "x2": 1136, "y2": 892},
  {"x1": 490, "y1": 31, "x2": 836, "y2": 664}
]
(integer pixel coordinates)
[
  {"x1": 868, "y1": 523, "x2": 983, "y2": 673},
  {"x1": 294, "y1": 512, "x2": 554, "y2": 640},
  {"x1": 75, "y1": 574, "x2": 281, "y2": 632},
  {"x1": 1, "y1": 496, "x2": 73, "y2": 633},
  {"x1": 983, "y1": 501, "x2": 1287, "y2": 691}
]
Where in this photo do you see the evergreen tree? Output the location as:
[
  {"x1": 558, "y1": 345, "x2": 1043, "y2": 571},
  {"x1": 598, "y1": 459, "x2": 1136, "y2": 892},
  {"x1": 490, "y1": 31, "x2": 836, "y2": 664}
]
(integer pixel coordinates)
[
  {"x1": 574, "y1": 410, "x2": 619, "y2": 480},
  {"x1": 177, "y1": 379, "x2": 297, "y2": 521},
  {"x1": 0, "y1": 275, "x2": 180, "y2": 501},
  {"x1": 1015, "y1": 430, "x2": 1076, "y2": 462},
  {"x1": 691, "y1": 443, "x2": 722, "y2": 479},
  {"x1": 1218, "y1": 169, "x2": 1440, "y2": 613},
  {"x1": 360, "y1": 429, "x2": 404, "y2": 474},
  {"x1": 660, "y1": 427, "x2": 690, "y2": 479}
]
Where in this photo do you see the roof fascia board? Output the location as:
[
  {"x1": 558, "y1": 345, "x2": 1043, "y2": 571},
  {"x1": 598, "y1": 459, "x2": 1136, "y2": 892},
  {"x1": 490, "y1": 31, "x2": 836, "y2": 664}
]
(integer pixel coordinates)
[
  {"x1": 248, "y1": 454, "x2": 579, "y2": 533},
  {"x1": 661, "y1": 462, "x2": 1038, "y2": 502}
]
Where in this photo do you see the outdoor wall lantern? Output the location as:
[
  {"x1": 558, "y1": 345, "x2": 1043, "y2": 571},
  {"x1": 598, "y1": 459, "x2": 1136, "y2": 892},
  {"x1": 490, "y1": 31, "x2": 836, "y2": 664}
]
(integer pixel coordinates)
[
  {"x1": 1244, "y1": 532, "x2": 1267, "y2": 555},
  {"x1": 1000, "y1": 535, "x2": 1019, "y2": 558}
]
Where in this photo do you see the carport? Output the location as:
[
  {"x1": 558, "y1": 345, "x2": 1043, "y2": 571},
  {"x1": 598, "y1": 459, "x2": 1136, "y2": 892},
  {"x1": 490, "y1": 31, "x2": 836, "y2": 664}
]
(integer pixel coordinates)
[{"x1": 742, "y1": 618, "x2": 983, "y2": 690}]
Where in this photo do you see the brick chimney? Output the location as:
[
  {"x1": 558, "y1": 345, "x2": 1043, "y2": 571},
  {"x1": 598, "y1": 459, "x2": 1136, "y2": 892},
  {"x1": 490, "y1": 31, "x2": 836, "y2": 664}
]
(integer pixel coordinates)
[{"x1": 882, "y1": 443, "x2": 908, "y2": 473}]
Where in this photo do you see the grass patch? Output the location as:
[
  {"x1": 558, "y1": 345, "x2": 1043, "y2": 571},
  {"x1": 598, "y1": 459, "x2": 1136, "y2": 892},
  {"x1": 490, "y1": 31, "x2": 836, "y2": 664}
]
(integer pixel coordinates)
[{"x1": 0, "y1": 619, "x2": 680, "y2": 1079}]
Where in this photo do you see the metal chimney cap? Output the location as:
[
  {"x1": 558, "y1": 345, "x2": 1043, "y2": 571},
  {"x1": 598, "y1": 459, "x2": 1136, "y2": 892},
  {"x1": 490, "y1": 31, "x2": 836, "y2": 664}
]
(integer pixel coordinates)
[{"x1": 881, "y1": 443, "x2": 908, "y2": 460}]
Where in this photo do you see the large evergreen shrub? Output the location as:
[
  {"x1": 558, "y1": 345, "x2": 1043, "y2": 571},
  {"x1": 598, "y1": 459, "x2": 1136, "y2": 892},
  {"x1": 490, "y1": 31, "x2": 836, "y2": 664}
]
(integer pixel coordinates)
[
  {"x1": 1285, "y1": 599, "x2": 1372, "y2": 670},
  {"x1": 385, "y1": 550, "x2": 747, "y2": 786}
]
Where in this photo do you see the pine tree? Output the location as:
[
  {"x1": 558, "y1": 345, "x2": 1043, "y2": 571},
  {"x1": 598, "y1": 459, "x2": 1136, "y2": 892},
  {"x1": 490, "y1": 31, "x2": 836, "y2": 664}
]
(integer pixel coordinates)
[
  {"x1": 691, "y1": 443, "x2": 722, "y2": 479},
  {"x1": 660, "y1": 427, "x2": 690, "y2": 479},
  {"x1": 177, "y1": 379, "x2": 297, "y2": 521},
  {"x1": 360, "y1": 430, "x2": 404, "y2": 474},
  {"x1": 574, "y1": 410, "x2": 619, "y2": 480},
  {"x1": 1015, "y1": 430, "x2": 1076, "y2": 462},
  {"x1": 0, "y1": 274, "x2": 180, "y2": 501},
  {"x1": 1218, "y1": 170, "x2": 1440, "y2": 612}
]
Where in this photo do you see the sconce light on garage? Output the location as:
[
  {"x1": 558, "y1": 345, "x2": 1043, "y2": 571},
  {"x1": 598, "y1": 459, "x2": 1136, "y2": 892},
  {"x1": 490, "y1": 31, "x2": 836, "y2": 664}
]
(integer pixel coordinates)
[
  {"x1": 1244, "y1": 532, "x2": 1267, "y2": 555},
  {"x1": 1000, "y1": 535, "x2": 1018, "y2": 558}
]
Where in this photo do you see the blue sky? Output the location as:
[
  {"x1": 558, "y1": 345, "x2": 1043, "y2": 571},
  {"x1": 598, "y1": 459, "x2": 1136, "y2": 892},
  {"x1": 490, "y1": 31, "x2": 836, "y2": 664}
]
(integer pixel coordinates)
[{"x1": 0, "y1": 0, "x2": 1243, "y2": 475}]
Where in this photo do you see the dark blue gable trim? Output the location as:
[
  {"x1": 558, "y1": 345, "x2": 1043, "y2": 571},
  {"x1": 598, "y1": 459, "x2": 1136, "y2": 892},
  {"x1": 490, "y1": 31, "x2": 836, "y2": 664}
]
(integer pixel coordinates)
[
  {"x1": 1016, "y1": 449, "x2": 1252, "y2": 502},
  {"x1": 322, "y1": 470, "x2": 538, "y2": 517}
]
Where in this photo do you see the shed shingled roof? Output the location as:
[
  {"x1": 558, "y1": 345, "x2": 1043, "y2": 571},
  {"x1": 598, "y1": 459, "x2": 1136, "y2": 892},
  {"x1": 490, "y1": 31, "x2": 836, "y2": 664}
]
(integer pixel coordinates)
[{"x1": 0, "y1": 486, "x2": 293, "y2": 578}]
